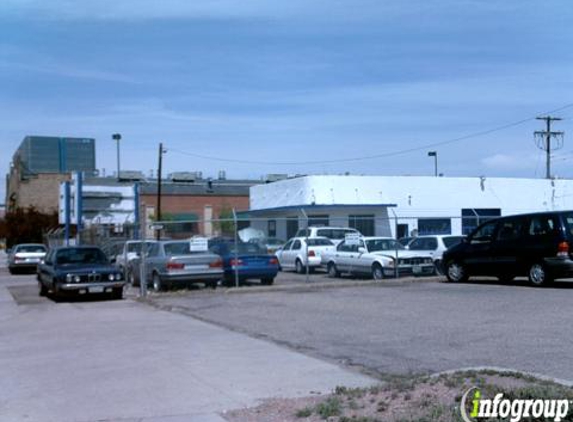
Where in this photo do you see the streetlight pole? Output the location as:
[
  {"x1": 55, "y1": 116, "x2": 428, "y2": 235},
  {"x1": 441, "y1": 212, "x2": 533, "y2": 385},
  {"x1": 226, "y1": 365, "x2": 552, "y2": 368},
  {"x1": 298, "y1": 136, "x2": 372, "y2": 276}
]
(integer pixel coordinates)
[
  {"x1": 112, "y1": 133, "x2": 122, "y2": 180},
  {"x1": 428, "y1": 151, "x2": 438, "y2": 177}
]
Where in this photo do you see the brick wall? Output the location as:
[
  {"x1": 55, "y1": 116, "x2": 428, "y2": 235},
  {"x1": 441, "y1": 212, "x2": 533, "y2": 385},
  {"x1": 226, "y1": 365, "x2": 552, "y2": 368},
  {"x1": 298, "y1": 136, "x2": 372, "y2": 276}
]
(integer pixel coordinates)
[{"x1": 7, "y1": 171, "x2": 70, "y2": 213}]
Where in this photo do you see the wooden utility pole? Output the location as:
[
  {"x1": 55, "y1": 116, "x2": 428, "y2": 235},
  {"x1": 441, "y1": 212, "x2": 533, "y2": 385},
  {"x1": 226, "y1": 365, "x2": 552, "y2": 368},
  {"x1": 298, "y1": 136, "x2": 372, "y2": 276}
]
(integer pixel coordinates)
[
  {"x1": 156, "y1": 143, "x2": 166, "y2": 240},
  {"x1": 535, "y1": 116, "x2": 564, "y2": 179}
]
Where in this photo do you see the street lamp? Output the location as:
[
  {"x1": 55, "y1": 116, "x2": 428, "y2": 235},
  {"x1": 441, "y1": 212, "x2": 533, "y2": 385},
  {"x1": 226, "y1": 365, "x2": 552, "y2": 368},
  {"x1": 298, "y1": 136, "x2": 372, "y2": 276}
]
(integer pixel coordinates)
[
  {"x1": 427, "y1": 151, "x2": 438, "y2": 177},
  {"x1": 112, "y1": 133, "x2": 122, "y2": 180}
]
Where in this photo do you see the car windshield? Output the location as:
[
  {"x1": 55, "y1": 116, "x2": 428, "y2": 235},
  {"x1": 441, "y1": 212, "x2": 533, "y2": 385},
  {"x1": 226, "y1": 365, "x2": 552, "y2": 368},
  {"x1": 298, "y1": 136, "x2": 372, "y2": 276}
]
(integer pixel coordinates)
[
  {"x1": 56, "y1": 248, "x2": 108, "y2": 265},
  {"x1": 163, "y1": 242, "x2": 193, "y2": 255},
  {"x1": 307, "y1": 238, "x2": 333, "y2": 246},
  {"x1": 127, "y1": 242, "x2": 154, "y2": 253},
  {"x1": 16, "y1": 245, "x2": 46, "y2": 253},
  {"x1": 365, "y1": 239, "x2": 405, "y2": 251}
]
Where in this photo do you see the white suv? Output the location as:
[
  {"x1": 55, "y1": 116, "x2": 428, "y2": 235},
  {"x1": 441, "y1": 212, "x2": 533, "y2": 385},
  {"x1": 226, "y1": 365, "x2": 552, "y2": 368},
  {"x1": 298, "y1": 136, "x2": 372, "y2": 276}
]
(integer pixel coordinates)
[{"x1": 294, "y1": 226, "x2": 362, "y2": 246}]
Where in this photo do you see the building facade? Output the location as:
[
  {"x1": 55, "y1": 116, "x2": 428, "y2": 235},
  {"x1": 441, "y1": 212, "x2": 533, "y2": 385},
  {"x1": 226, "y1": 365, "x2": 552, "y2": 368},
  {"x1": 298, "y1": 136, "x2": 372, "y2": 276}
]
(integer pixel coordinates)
[{"x1": 248, "y1": 175, "x2": 573, "y2": 239}]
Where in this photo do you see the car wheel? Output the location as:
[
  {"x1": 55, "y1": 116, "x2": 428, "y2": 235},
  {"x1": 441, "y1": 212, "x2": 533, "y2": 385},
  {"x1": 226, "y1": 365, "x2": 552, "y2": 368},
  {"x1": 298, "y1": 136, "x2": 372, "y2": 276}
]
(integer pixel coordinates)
[
  {"x1": 152, "y1": 273, "x2": 163, "y2": 292},
  {"x1": 295, "y1": 259, "x2": 305, "y2": 274},
  {"x1": 8, "y1": 267, "x2": 15, "y2": 275},
  {"x1": 372, "y1": 263, "x2": 385, "y2": 280},
  {"x1": 206, "y1": 280, "x2": 218, "y2": 289},
  {"x1": 261, "y1": 278, "x2": 274, "y2": 285},
  {"x1": 128, "y1": 269, "x2": 138, "y2": 287},
  {"x1": 327, "y1": 262, "x2": 340, "y2": 278},
  {"x1": 445, "y1": 261, "x2": 468, "y2": 283},
  {"x1": 111, "y1": 287, "x2": 123, "y2": 300},
  {"x1": 528, "y1": 263, "x2": 552, "y2": 287},
  {"x1": 38, "y1": 281, "x2": 48, "y2": 297}
]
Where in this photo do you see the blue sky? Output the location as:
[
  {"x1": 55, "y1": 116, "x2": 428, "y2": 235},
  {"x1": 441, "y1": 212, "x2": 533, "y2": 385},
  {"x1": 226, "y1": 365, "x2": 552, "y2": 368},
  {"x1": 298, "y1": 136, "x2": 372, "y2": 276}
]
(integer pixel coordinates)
[{"x1": 1, "y1": 0, "x2": 573, "y2": 201}]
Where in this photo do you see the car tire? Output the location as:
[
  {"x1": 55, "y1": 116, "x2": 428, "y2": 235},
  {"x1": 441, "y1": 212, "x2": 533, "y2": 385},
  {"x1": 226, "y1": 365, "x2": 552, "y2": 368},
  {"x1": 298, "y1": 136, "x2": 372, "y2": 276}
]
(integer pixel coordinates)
[
  {"x1": 128, "y1": 269, "x2": 138, "y2": 287},
  {"x1": 327, "y1": 262, "x2": 340, "y2": 278},
  {"x1": 8, "y1": 267, "x2": 15, "y2": 275},
  {"x1": 295, "y1": 259, "x2": 305, "y2": 274},
  {"x1": 445, "y1": 261, "x2": 469, "y2": 283},
  {"x1": 372, "y1": 263, "x2": 385, "y2": 280},
  {"x1": 206, "y1": 281, "x2": 218, "y2": 289},
  {"x1": 528, "y1": 263, "x2": 552, "y2": 287},
  {"x1": 261, "y1": 278, "x2": 274, "y2": 285},
  {"x1": 38, "y1": 281, "x2": 47, "y2": 297},
  {"x1": 152, "y1": 273, "x2": 163, "y2": 292},
  {"x1": 111, "y1": 287, "x2": 123, "y2": 300}
]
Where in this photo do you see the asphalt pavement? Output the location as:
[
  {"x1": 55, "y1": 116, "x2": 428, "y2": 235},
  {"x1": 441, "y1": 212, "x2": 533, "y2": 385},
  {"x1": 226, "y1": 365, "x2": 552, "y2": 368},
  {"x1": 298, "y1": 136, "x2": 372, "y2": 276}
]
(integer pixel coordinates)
[
  {"x1": 0, "y1": 268, "x2": 374, "y2": 422},
  {"x1": 149, "y1": 276, "x2": 573, "y2": 384}
]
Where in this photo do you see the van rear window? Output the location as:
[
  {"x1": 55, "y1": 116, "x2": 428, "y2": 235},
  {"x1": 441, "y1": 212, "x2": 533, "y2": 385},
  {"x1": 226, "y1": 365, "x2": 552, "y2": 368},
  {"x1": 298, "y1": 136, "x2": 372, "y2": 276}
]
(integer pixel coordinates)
[{"x1": 562, "y1": 214, "x2": 573, "y2": 236}]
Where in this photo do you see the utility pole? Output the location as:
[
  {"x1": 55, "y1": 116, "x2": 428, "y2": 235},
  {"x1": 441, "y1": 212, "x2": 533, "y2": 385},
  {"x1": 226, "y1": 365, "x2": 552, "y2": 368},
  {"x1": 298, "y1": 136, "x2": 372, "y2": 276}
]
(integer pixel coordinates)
[
  {"x1": 535, "y1": 116, "x2": 564, "y2": 179},
  {"x1": 112, "y1": 133, "x2": 122, "y2": 180},
  {"x1": 427, "y1": 151, "x2": 438, "y2": 177},
  {"x1": 156, "y1": 143, "x2": 166, "y2": 240}
]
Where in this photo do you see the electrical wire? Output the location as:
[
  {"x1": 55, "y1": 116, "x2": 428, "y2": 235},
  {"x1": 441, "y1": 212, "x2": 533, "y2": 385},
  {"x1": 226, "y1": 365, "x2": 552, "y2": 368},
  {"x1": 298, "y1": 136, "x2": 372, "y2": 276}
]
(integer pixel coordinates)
[{"x1": 167, "y1": 103, "x2": 573, "y2": 166}]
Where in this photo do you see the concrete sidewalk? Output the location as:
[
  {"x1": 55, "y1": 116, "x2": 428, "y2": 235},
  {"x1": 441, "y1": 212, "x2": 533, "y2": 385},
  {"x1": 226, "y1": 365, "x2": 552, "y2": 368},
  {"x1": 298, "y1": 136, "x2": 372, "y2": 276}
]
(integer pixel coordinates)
[{"x1": 0, "y1": 279, "x2": 375, "y2": 422}]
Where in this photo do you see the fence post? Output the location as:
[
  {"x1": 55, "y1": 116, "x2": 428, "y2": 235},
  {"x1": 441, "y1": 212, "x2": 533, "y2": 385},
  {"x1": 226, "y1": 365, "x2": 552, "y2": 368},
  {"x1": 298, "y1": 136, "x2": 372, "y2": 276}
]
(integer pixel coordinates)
[
  {"x1": 232, "y1": 208, "x2": 239, "y2": 288},
  {"x1": 300, "y1": 209, "x2": 310, "y2": 283},
  {"x1": 390, "y1": 208, "x2": 399, "y2": 278},
  {"x1": 139, "y1": 223, "x2": 148, "y2": 298}
]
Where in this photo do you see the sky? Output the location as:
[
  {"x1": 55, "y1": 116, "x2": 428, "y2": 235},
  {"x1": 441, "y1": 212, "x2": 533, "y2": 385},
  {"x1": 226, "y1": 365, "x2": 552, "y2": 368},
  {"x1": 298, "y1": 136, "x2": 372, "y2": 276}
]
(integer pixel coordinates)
[{"x1": 1, "y1": 0, "x2": 573, "y2": 201}]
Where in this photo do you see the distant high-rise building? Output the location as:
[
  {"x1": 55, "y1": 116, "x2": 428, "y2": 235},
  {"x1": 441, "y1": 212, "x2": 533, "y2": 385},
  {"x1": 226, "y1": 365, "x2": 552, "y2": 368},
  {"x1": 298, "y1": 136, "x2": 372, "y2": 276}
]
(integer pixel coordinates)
[
  {"x1": 6, "y1": 135, "x2": 97, "y2": 213},
  {"x1": 14, "y1": 136, "x2": 96, "y2": 176}
]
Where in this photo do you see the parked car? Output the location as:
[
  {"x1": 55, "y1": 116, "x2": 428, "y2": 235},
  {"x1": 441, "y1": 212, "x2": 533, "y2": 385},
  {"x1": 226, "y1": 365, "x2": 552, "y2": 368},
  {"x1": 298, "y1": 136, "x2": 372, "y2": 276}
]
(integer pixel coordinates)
[
  {"x1": 275, "y1": 237, "x2": 336, "y2": 273},
  {"x1": 8, "y1": 243, "x2": 47, "y2": 274},
  {"x1": 37, "y1": 246, "x2": 125, "y2": 299},
  {"x1": 294, "y1": 226, "x2": 362, "y2": 246},
  {"x1": 398, "y1": 236, "x2": 416, "y2": 247},
  {"x1": 406, "y1": 235, "x2": 465, "y2": 273},
  {"x1": 325, "y1": 237, "x2": 435, "y2": 280},
  {"x1": 247, "y1": 237, "x2": 285, "y2": 255},
  {"x1": 209, "y1": 238, "x2": 279, "y2": 286},
  {"x1": 115, "y1": 240, "x2": 156, "y2": 278},
  {"x1": 129, "y1": 240, "x2": 223, "y2": 291},
  {"x1": 443, "y1": 211, "x2": 573, "y2": 286}
]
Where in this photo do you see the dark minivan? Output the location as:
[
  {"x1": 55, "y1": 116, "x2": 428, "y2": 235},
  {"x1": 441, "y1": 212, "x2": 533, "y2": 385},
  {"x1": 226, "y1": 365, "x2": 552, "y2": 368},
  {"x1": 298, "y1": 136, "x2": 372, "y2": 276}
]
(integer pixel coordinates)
[{"x1": 442, "y1": 211, "x2": 573, "y2": 286}]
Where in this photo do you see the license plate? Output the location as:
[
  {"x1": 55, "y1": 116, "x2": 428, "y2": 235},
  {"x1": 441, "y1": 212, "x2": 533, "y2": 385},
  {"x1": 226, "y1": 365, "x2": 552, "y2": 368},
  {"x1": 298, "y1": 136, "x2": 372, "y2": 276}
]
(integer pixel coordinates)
[
  {"x1": 27, "y1": 258, "x2": 39, "y2": 263},
  {"x1": 413, "y1": 265, "x2": 422, "y2": 274},
  {"x1": 184, "y1": 264, "x2": 208, "y2": 270},
  {"x1": 89, "y1": 286, "x2": 105, "y2": 293}
]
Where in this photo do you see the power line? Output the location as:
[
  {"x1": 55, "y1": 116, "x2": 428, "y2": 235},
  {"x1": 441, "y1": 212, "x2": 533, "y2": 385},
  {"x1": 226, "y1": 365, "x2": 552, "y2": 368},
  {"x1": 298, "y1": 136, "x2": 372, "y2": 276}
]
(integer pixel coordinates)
[{"x1": 168, "y1": 102, "x2": 573, "y2": 166}]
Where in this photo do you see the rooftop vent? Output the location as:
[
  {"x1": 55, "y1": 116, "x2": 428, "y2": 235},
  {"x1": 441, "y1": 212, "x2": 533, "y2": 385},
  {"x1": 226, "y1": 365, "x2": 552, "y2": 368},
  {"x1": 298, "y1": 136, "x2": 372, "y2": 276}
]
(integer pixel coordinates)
[{"x1": 168, "y1": 171, "x2": 203, "y2": 182}]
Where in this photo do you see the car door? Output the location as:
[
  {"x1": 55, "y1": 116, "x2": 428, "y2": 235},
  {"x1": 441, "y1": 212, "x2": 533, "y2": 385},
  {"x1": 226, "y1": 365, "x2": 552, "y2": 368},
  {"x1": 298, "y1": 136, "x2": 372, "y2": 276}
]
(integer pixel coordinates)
[
  {"x1": 290, "y1": 240, "x2": 303, "y2": 266},
  {"x1": 351, "y1": 239, "x2": 371, "y2": 275},
  {"x1": 464, "y1": 220, "x2": 500, "y2": 275},
  {"x1": 490, "y1": 216, "x2": 525, "y2": 276},
  {"x1": 38, "y1": 250, "x2": 54, "y2": 283},
  {"x1": 333, "y1": 241, "x2": 354, "y2": 272},
  {"x1": 276, "y1": 240, "x2": 294, "y2": 269}
]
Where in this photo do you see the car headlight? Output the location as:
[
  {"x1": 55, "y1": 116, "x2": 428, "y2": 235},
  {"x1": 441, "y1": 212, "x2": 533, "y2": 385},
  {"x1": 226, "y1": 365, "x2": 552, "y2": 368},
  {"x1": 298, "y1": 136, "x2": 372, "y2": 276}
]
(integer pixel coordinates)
[
  {"x1": 66, "y1": 273, "x2": 73, "y2": 282},
  {"x1": 108, "y1": 273, "x2": 115, "y2": 281},
  {"x1": 386, "y1": 259, "x2": 395, "y2": 268},
  {"x1": 74, "y1": 275, "x2": 81, "y2": 282}
]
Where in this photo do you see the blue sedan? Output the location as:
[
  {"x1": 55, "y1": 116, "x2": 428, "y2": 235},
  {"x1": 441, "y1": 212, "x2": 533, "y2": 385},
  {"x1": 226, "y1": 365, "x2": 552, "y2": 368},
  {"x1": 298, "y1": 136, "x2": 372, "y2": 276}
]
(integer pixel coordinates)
[{"x1": 209, "y1": 239, "x2": 279, "y2": 286}]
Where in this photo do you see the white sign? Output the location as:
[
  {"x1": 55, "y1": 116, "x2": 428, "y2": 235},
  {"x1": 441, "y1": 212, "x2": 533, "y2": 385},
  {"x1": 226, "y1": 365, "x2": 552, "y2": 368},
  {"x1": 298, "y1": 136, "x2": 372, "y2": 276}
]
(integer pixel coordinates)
[
  {"x1": 190, "y1": 236, "x2": 209, "y2": 252},
  {"x1": 345, "y1": 233, "x2": 361, "y2": 246}
]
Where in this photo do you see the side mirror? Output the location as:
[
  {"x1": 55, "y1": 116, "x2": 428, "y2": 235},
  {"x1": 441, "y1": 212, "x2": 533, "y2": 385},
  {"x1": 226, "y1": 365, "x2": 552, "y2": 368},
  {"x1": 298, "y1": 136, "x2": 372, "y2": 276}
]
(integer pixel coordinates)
[{"x1": 358, "y1": 247, "x2": 366, "y2": 254}]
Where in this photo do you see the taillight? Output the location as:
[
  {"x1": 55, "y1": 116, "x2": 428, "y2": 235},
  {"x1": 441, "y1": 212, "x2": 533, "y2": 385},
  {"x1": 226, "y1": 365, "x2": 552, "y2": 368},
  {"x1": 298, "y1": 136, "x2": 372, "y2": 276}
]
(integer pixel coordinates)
[
  {"x1": 229, "y1": 258, "x2": 243, "y2": 267},
  {"x1": 269, "y1": 257, "x2": 279, "y2": 265},
  {"x1": 557, "y1": 241, "x2": 569, "y2": 258},
  {"x1": 14, "y1": 256, "x2": 25, "y2": 262},
  {"x1": 166, "y1": 262, "x2": 185, "y2": 271},
  {"x1": 209, "y1": 259, "x2": 223, "y2": 268},
  {"x1": 308, "y1": 250, "x2": 316, "y2": 257}
]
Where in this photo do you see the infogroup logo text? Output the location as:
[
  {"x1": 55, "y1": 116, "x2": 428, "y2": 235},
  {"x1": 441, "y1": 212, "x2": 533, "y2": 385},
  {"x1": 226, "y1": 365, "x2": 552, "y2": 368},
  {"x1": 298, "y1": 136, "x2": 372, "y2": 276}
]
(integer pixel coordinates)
[{"x1": 461, "y1": 387, "x2": 570, "y2": 422}]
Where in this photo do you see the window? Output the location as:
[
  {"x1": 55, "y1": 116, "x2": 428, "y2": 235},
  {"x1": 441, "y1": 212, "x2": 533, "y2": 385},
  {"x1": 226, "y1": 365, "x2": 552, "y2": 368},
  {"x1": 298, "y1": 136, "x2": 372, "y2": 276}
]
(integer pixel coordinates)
[
  {"x1": 526, "y1": 215, "x2": 558, "y2": 238},
  {"x1": 417, "y1": 219, "x2": 451, "y2": 235},
  {"x1": 349, "y1": 214, "x2": 375, "y2": 236},
  {"x1": 307, "y1": 238, "x2": 333, "y2": 246},
  {"x1": 308, "y1": 215, "x2": 329, "y2": 226},
  {"x1": 283, "y1": 240, "x2": 294, "y2": 250},
  {"x1": 443, "y1": 236, "x2": 464, "y2": 248},
  {"x1": 462, "y1": 208, "x2": 501, "y2": 235},
  {"x1": 292, "y1": 240, "x2": 302, "y2": 250},
  {"x1": 408, "y1": 237, "x2": 438, "y2": 251},
  {"x1": 397, "y1": 224, "x2": 409, "y2": 239},
  {"x1": 268, "y1": 220, "x2": 277, "y2": 238},
  {"x1": 287, "y1": 218, "x2": 299, "y2": 239},
  {"x1": 496, "y1": 218, "x2": 524, "y2": 241},
  {"x1": 470, "y1": 220, "x2": 498, "y2": 242}
]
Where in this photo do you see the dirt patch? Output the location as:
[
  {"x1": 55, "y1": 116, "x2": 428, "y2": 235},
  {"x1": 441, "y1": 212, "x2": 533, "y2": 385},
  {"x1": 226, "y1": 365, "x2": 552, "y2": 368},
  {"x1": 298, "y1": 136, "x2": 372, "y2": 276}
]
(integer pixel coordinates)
[{"x1": 222, "y1": 370, "x2": 573, "y2": 422}]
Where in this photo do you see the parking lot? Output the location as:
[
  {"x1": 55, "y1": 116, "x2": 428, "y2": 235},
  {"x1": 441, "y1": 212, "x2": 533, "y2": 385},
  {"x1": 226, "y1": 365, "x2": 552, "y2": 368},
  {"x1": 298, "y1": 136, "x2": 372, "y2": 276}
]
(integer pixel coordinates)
[{"x1": 149, "y1": 273, "x2": 573, "y2": 384}]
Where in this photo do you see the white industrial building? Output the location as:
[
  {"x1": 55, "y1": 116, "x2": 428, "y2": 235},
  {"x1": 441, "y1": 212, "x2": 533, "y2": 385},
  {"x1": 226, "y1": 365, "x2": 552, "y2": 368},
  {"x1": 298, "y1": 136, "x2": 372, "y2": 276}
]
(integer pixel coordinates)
[{"x1": 248, "y1": 175, "x2": 573, "y2": 240}]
